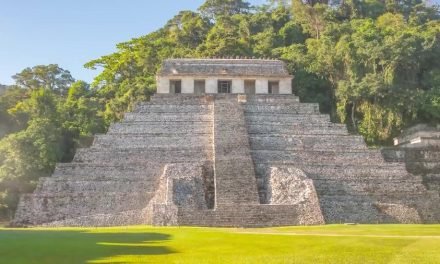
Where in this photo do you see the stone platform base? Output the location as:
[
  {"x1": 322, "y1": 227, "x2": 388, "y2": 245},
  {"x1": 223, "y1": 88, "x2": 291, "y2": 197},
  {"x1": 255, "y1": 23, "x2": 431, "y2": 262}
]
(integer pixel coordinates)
[{"x1": 11, "y1": 95, "x2": 440, "y2": 227}]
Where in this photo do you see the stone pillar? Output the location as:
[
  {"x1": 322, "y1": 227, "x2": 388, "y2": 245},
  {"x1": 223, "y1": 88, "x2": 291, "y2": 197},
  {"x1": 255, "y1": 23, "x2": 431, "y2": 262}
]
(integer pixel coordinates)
[
  {"x1": 256, "y1": 79, "x2": 269, "y2": 94},
  {"x1": 279, "y1": 78, "x2": 292, "y2": 94},
  {"x1": 182, "y1": 77, "x2": 194, "y2": 94},
  {"x1": 232, "y1": 79, "x2": 244, "y2": 94},
  {"x1": 206, "y1": 78, "x2": 218, "y2": 94},
  {"x1": 157, "y1": 76, "x2": 170, "y2": 94}
]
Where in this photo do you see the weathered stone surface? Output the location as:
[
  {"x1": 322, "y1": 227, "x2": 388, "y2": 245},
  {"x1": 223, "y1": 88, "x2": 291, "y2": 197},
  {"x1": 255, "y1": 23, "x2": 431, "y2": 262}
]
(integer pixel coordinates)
[
  {"x1": 267, "y1": 167, "x2": 314, "y2": 204},
  {"x1": 244, "y1": 104, "x2": 319, "y2": 115},
  {"x1": 266, "y1": 167, "x2": 324, "y2": 224},
  {"x1": 373, "y1": 203, "x2": 422, "y2": 224},
  {"x1": 213, "y1": 97, "x2": 260, "y2": 205},
  {"x1": 245, "y1": 113, "x2": 330, "y2": 123},
  {"x1": 250, "y1": 135, "x2": 367, "y2": 151},
  {"x1": 146, "y1": 163, "x2": 209, "y2": 226},
  {"x1": 393, "y1": 124, "x2": 440, "y2": 148},
  {"x1": 42, "y1": 210, "x2": 148, "y2": 227},
  {"x1": 159, "y1": 59, "x2": 290, "y2": 77},
  {"x1": 382, "y1": 144, "x2": 440, "y2": 196},
  {"x1": 153, "y1": 163, "x2": 208, "y2": 209},
  {"x1": 11, "y1": 94, "x2": 440, "y2": 227},
  {"x1": 247, "y1": 123, "x2": 349, "y2": 135}
]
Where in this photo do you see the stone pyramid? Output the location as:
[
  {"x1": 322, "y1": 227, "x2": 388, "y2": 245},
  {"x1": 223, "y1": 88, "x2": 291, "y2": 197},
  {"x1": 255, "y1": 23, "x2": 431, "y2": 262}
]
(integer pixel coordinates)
[{"x1": 12, "y1": 94, "x2": 440, "y2": 227}]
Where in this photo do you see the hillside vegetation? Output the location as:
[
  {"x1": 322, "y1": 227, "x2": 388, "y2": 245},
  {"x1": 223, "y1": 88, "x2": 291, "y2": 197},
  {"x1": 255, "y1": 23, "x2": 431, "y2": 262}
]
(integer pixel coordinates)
[{"x1": 0, "y1": 0, "x2": 439, "y2": 219}]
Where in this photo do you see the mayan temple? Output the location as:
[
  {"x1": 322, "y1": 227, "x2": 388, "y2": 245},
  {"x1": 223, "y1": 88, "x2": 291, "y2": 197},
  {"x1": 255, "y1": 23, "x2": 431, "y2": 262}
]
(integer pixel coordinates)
[{"x1": 12, "y1": 59, "x2": 440, "y2": 227}]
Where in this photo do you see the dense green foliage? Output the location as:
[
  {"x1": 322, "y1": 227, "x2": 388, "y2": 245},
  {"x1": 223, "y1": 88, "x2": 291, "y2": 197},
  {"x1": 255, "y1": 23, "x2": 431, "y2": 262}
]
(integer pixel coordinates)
[
  {"x1": 0, "y1": 67, "x2": 105, "y2": 219},
  {"x1": 1, "y1": 225, "x2": 439, "y2": 263},
  {"x1": 12, "y1": 64, "x2": 75, "y2": 95},
  {"x1": 0, "y1": 0, "x2": 439, "y2": 219}
]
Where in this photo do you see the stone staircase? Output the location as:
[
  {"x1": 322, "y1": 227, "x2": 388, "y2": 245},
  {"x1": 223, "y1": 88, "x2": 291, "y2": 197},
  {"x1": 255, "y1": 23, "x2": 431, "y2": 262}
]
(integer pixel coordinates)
[
  {"x1": 12, "y1": 94, "x2": 439, "y2": 227},
  {"x1": 213, "y1": 96, "x2": 260, "y2": 205},
  {"x1": 382, "y1": 147, "x2": 440, "y2": 195},
  {"x1": 244, "y1": 95, "x2": 439, "y2": 223},
  {"x1": 12, "y1": 95, "x2": 214, "y2": 226}
]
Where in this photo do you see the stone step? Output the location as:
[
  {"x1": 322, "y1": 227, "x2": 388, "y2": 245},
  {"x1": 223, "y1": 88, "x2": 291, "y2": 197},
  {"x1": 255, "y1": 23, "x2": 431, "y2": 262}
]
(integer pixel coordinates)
[
  {"x1": 382, "y1": 148, "x2": 440, "y2": 162},
  {"x1": 147, "y1": 98, "x2": 213, "y2": 105},
  {"x1": 252, "y1": 150, "x2": 385, "y2": 165},
  {"x1": 319, "y1": 192, "x2": 437, "y2": 200},
  {"x1": 244, "y1": 104, "x2": 320, "y2": 114},
  {"x1": 245, "y1": 113, "x2": 330, "y2": 123},
  {"x1": 322, "y1": 193, "x2": 440, "y2": 224},
  {"x1": 48, "y1": 174, "x2": 160, "y2": 182},
  {"x1": 123, "y1": 113, "x2": 213, "y2": 122},
  {"x1": 118, "y1": 120, "x2": 212, "y2": 125},
  {"x1": 15, "y1": 192, "x2": 154, "y2": 225},
  {"x1": 254, "y1": 163, "x2": 410, "y2": 180},
  {"x1": 213, "y1": 98, "x2": 260, "y2": 205},
  {"x1": 134, "y1": 104, "x2": 213, "y2": 113},
  {"x1": 53, "y1": 163, "x2": 163, "y2": 178},
  {"x1": 245, "y1": 101, "x2": 308, "y2": 107},
  {"x1": 41, "y1": 209, "x2": 147, "y2": 227},
  {"x1": 425, "y1": 174, "x2": 440, "y2": 192},
  {"x1": 151, "y1": 94, "x2": 213, "y2": 103},
  {"x1": 146, "y1": 100, "x2": 212, "y2": 106},
  {"x1": 250, "y1": 135, "x2": 367, "y2": 151},
  {"x1": 317, "y1": 199, "x2": 402, "y2": 224},
  {"x1": 107, "y1": 122, "x2": 212, "y2": 134},
  {"x1": 247, "y1": 123, "x2": 349, "y2": 135},
  {"x1": 177, "y1": 204, "x2": 322, "y2": 227},
  {"x1": 73, "y1": 148, "x2": 212, "y2": 164},
  {"x1": 34, "y1": 177, "x2": 159, "y2": 194},
  {"x1": 244, "y1": 95, "x2": 300, "y2": 103},
  {"x1": 150, "y1": 94, "x2": 304, "y2": 104},
  {"x1": 403, "y1": 161, "x2": 440, "y2": 174},
  {"x1": 312, "y1": 180, "x2": 427, "y2": 195},
  {"x1": 152, "y1": 94, "x2": 210, "y2": 98},
  {"x1": 107, "y1": 132, "x2": 212, "y2": 137},
  {"x1": 246, "y1": 120, "x2": 333, "y2": 126},
  {"x1": 92, "y1": 134, "x2": 212, "y2": 149}
]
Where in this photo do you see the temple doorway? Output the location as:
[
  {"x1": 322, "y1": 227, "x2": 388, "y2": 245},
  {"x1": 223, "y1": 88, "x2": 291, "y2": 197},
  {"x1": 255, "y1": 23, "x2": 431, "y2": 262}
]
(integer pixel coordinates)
[
  {"x1": 194, "y1": 80, "x2": 205, "y2": 94},
  {"x1": 170, "y1": 80, "x2": 182, "y2": 94},
  {"x1": 218, "y1": 80, "x2": 232, "y2": 93},
  {"x1": 268, "y1": 81, "x2": 279, "y2": 94},
  {"x1": 244, "y1": 80, "x2": 256, "y2": 94}
]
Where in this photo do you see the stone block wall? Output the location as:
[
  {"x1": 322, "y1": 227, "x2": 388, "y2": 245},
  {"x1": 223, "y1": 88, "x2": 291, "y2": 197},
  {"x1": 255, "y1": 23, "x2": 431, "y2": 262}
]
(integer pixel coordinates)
[
  {"x1": 382, "y1": 147, "x2": 440, "y2": 196},
  {"x1": 12, "y1": 94, "x2": 440, "y2": 227},
  {"x1": 12, "y1": 95, "x2": 215, "y2": 227},
  {"x1": 243, "y1": 95, "x2": 440, "y2": 224}
]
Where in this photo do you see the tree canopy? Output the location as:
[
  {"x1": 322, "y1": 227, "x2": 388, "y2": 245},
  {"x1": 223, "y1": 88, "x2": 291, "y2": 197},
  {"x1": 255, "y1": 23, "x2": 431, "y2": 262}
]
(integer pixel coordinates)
[
  {"x1": 12, "y1": 64, "x2": 75, "y2": 95},
  {"x1": 0, "y1": 69, "x2": 104, "y2": 218},
  {"x1": 199, "y1": 0, "x2": 252, "y2": 19}
]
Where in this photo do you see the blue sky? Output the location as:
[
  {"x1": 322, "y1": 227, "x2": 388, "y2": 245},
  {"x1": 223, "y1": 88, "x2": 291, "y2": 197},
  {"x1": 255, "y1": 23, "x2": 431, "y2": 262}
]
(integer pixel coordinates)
[
  {"x1": 0, "y1": 0, "x2": 437, "y2": 85},
  {"x1": 0, "y1": 0, "x2": 266, "y2": 85}
]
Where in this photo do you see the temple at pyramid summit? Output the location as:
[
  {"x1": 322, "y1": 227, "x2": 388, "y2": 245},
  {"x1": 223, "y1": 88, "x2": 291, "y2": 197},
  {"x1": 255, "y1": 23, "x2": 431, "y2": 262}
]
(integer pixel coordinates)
[
  {"x1": 157, "y1": 58, "x2": 293, "y2": 94},
  {"x1": 12, "y1": 58, "x2": 440, "y2": 227}
]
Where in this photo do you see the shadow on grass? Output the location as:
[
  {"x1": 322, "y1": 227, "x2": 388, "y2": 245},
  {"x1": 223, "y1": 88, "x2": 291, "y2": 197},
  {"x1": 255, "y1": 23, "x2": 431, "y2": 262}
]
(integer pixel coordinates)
[{"x1": 0, "y1": 229, "x2": 176, "y2": 264}]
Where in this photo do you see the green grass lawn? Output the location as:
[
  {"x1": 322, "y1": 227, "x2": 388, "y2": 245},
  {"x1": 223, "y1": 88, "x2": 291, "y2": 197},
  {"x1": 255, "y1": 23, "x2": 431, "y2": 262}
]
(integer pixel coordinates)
[{"x1": 0, "y1": 225, "x2": 439, "y2": 264}]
